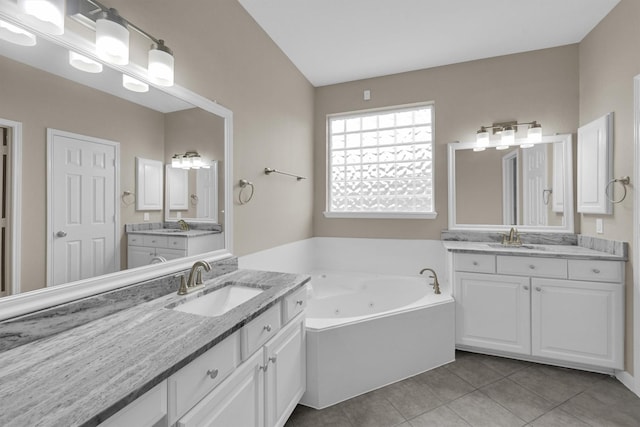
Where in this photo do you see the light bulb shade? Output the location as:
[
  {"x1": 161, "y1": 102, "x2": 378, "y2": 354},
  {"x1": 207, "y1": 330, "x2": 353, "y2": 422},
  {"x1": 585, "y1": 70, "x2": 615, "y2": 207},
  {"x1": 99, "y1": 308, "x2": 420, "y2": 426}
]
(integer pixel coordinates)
[
  {"x1": 181, "y1": 156, "x2": 191, "y2": 169},
  {"x1": 520, "y1": 143, "x2": 534, "y2": 149},
  {"x1": 148, "y1": 41, "x2": 174, "y2": 87},
  {"x1": 18, "y1": 0, "x2": 64, "y2": 35},
  {"x1": 69, "y1": 51, "x2": 103, "y2": 73},
  {"x1": 0, "y1": 20, "x2": 36, "y2": 46},
  {"x1": 96, "y1": 12, "x2": 129, "y2": 65},
  {"x1": 496, "y1": 145, "x2": 509, "y2": 151},
  {"x1": 171, "y1": 155, "x2": 181, "y2": 168},
  {"x1": 122, "y1": 74, "x2": 148, "y2": 93},
  {"x1": 528, "y1": 123, "x2": 542, "y2": 143},
  {"x1": 191, "y1": 155, "x2": 203, "y2": 169},
  {"x1": 476, "y1": 128, "x2": 490, "y2": 148},
  {"x1": 501, "y1": 126, "x2": 515, "y2": 146}
]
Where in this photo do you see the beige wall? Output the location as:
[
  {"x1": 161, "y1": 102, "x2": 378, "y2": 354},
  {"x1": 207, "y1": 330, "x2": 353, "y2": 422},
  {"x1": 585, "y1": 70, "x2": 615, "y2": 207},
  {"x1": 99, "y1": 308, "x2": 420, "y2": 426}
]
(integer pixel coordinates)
[
  {"x1": 107, "y1": 0, "x2": 316, "y2": 256},
  {"x1": 0, "y1": 55, "x2": 165, "y2": 293},
  {"x1": 579, "y1": 0, "x2": 640, "y2": 373},
  {"x1": 314, "y1": 45, "x2": 579, "y2": 238}
]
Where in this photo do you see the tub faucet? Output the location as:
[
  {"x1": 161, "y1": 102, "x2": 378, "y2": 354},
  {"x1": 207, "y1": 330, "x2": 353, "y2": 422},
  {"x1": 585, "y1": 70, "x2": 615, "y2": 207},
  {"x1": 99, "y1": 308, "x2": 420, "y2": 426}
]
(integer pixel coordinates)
[
  {"x1": 419, "y1": 268, "x2": 441, "y2": 295},
  {"x1": 177, "y1": 260, "x2": 211, "y2": 295}
]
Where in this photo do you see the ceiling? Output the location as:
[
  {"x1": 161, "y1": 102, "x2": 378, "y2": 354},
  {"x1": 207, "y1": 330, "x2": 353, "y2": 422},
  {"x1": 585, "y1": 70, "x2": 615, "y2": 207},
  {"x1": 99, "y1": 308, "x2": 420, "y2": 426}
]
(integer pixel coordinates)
[{"x1": 238, "y1": 0, "x2": 620, "y2": 87}]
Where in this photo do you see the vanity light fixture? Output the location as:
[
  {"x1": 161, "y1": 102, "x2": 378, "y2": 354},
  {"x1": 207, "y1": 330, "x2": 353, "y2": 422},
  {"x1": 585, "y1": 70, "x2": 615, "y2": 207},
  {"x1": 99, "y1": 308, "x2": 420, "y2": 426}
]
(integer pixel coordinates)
[
  {"x1": 95, "y1": 8, "x2": 129, "y2": 65},
  {"x1": 69, "y1": 51, "x2": 103, "y2": 73},
  {"x1": 122, "y1": 74, "x2": 149, "y2": 92},
  {"x1": 0, "y1": 19, "x2": 36, "y2": 46},
  {"x1": 17, "y1": 0, "x2": 65, "y2": 35},
  {"x1": 474, "y1": 121, "x2": 543, "y2": 150},
  {"x1": 172, "y1": 152, "x2": 210, "y2": 170}
]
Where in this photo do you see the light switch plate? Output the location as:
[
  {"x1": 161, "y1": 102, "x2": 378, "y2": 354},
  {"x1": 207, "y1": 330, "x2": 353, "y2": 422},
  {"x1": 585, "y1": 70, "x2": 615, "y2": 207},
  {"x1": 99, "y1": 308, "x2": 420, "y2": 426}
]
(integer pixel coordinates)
[
  {"x1": 143, "y1": 212, "x2": 150, "y2": 221},
  {"x1": 596, "y1": 218, "x2": 604, "y2": 234}
]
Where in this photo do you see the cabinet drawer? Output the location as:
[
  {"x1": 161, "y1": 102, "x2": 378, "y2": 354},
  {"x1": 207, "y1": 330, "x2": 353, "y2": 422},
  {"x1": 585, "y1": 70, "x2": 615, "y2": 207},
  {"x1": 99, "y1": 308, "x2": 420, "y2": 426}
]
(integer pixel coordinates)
[
  {"x1": 568, "y1": 260, "x2": 623, "y2": 283},
  {"x1": 99, "y1": 380, "x2": 167, "y2": 427},
  {"x1": 241, "y1": 303, "x2": 281, "y2": 360},
  {"x1": 127, "y1": 234, "x2": 144, "y2": 246},
  {"x1": 167, "y1": 236, "x2": 188, "y2": 250},
  {"x1": 282, "y1": 285, "x2": 307, "y2": 324},
  {"x1": 168, "y1": 331, "x2": 240, "y2": 425},
  {"x1": 497, "y1": 256, "x2": 567, "y2": 278},
  {"x1": 454, "y1": 253, "x2": 496, "y2": 273},
  {"x1": 143, "y1": 235, "x2": 167, "y2": 248}
]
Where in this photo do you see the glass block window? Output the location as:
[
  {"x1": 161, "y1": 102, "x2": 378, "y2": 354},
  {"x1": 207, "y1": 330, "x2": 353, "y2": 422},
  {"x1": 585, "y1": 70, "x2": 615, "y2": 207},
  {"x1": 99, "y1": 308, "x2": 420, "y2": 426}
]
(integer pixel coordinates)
[{"x1": 327, "y1": 103, "x2": 434, "y2": 216}]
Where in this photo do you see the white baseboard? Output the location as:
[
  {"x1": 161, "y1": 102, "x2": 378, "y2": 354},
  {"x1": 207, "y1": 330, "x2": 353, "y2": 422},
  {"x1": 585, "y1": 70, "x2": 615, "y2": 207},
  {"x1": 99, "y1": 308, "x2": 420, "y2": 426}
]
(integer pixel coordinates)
[{"x1": 616, "y1": 370, "x2": 638, "y2": 397}]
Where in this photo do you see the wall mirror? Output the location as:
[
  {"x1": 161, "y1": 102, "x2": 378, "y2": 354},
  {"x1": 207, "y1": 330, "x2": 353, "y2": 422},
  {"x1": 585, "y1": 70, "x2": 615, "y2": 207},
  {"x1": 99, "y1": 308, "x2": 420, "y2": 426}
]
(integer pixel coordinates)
[
  {"x1": 0, "y1": 4, "x2": 233, "y2": 320},
  {"x1": 447, "y1": 134, "x2": 574, "y2": 233}
]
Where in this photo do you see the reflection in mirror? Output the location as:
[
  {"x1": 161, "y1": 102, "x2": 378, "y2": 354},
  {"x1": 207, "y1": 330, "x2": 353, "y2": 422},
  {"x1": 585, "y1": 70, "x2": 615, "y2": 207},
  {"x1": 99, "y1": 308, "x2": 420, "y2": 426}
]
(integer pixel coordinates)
[
  {"x1": 0, "y1": 9, "x2": 232, "y2": 309},
  {"x1": 448, "y1": 135, "x2": 573, "y2": 232}
]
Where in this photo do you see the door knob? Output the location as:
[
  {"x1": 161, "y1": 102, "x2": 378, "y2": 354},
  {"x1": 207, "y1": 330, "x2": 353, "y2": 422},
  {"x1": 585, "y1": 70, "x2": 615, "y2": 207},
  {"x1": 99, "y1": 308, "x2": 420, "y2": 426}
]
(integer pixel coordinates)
[{"x1": 56, "y1": 231, "x2": 67, "y2": 237}]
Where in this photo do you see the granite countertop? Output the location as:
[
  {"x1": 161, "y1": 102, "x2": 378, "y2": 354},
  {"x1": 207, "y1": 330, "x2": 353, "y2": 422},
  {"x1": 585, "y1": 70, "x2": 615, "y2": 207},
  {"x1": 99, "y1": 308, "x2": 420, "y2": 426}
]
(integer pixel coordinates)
[
  {"x1": 442, "y1": 241, "x2": 628, "y2": 261},
  {"x1": 0, "y1": 269, "x2": 309, "y2": 427},
  {"x1": 127, "y1": 229, "x2": 220, "y2": 237}
]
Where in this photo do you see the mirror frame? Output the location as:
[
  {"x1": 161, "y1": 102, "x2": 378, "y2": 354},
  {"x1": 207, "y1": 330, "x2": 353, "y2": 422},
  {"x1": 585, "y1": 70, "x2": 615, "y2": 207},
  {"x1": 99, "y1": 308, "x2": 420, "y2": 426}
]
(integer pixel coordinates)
[
  {"x1": 447, "y1": 134, "x2": 574, "y2": 233},
  {"x1": 0, "y1": 5, "x2": 234, "y2": 321}
]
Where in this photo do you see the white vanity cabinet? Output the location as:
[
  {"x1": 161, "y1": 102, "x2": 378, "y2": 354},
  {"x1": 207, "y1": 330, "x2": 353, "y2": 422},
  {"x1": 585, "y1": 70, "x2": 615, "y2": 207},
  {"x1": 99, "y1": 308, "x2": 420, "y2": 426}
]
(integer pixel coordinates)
[
  {"x1": 127, "y1": 232, "x2": 223, "y2": 268},
  {"x1": 172, "y1": 287, "x2": 307, "y2": 427},
  {"x1": 453, "y1": 252, "x2": 624, "y2": 370}
]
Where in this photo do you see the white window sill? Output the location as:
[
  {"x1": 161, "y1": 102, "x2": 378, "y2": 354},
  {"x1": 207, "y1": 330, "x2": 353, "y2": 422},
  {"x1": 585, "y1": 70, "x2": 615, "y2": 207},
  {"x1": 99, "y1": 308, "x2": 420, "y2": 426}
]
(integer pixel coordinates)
[{"x1": 323, "y1": 211, "x2": 438, "y2": 220}]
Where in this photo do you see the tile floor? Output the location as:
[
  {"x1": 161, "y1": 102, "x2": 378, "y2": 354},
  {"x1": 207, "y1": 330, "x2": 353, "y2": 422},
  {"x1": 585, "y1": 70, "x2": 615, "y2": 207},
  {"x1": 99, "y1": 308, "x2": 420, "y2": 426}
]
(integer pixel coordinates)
[{"x1": 285, "y1": 351, "x2": 640, "y2": 427}]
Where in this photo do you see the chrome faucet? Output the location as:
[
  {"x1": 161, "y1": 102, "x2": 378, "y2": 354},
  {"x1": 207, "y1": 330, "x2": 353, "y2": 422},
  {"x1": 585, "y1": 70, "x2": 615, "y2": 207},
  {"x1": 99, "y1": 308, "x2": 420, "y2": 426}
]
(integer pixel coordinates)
[
  {"x1": 177, "y1": 219, "x2": 190, "y2": 231},
  {"x1": 177, "y1": 260, "x2": 211, "y2": 295},
  {"x1": 502, "y1": 227, "x2": 522, "y2": 246},
  {"x1": 419, "y1": 268, "x2": 441, "y2": 294}
]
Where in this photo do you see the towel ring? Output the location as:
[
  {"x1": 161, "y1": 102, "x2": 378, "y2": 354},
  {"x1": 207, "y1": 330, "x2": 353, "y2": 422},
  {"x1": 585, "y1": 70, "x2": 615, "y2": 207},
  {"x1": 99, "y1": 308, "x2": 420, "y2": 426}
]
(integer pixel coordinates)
[
  {"x1": 121, "y1": 190, "x2": 135, "y2": 206},
  {"x1": 238, "y1": 179, "x2": 255, "y2": 205},
  {"x1": 605, "y1": 176, "x2": 630, "y2": 204}
]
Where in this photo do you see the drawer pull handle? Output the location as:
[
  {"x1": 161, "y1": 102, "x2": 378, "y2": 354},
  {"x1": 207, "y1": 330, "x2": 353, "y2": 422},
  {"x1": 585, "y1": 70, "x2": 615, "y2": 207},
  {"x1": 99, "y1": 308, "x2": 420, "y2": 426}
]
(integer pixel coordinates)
[
  {"x1": 296, "y1": 300, "x2": 304, "y2": 306},
  {"x1": 269, "y1": 356, "x2": 277, "y2": 364},
  {"x1": 206, "y1": 369, "x2": 219, "y2": 379},
  {"x1": 264, "y1": 324, "x2": 272, "y2": 332},
  {"x1": 523, "y1": 286, "x2": 529, "y2": 291},
  {"x1": 529, "y1": 265, "x2": 536, "y2": 270},
  {"x1": 593, "y1": 269, "x2": 601, "y2": 274},
  {"x1": 536, "y1": 287, "x2": 542, "y2": 292},
  {"x1": 472, "y1": 261, "x2": 478, "y2": 266}
]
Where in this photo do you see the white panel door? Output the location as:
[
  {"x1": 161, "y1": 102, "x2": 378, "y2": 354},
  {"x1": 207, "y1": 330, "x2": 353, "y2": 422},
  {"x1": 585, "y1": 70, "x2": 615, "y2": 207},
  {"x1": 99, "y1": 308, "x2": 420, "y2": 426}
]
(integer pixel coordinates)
[
  {"x1": 522, "y1": 143, "x2": 548, "y2": 226},
  {"x1": 48, "y1": 129, "x2": 119, "y2": 286},
  {"x1": 531, "y1": 278, "x2": 623, "y2": 369},
  {"x1": 455, "y1": 272, "x2": 531, "y2": 354}
]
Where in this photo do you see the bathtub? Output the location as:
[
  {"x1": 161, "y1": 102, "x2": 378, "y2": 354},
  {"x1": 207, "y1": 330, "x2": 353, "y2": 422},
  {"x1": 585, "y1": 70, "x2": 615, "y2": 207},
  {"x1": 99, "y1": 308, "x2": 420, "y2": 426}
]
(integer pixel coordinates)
[
  {"x1": 301, "y1": 270, "x2": 454, "y2": 408},
  {"x1": 240, "y1": 237, "x2": 456, "y2": 408}
]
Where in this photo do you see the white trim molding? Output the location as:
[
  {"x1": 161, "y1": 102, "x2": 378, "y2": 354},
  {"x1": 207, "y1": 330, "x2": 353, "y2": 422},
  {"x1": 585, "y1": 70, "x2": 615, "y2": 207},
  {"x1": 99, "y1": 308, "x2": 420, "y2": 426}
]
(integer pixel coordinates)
[
  {"x1": 632, "y1": 74, "x2": 640, "y2": 397},
  {"x1": 0, "y1": 118, "x2": 22, "y2": 297}
]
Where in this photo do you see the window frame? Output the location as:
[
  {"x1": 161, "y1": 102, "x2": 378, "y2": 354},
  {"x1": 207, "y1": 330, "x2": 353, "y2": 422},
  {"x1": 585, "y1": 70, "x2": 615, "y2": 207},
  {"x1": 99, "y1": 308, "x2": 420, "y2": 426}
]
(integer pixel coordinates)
[{"x1": 324, "y1": 101, "x2": 437, "y2": 220}]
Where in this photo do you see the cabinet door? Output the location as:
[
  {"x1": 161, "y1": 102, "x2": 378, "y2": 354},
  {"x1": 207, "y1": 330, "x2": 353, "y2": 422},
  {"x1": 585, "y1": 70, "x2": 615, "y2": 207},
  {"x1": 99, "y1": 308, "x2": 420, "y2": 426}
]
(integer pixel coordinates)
[
  {"x1": 156, "y1": 247, "x2": 187, "y2": 262},
  {"x1": 127, "y1": 246, "x2": 154, "y2": 268},
  {"x1": 531, "y1": 278, "x2": 623, "y2": 369},
  {"x1": 265, "y1": 314, "x2": 305, "y2": 427},
  {"x1": 177, "y1": 350, "x2": 264, "y2": 427},
  {"x1": 577, "y1": 112, "x2": 613, "y2": 214},
  {"x1": 455, "y1": 272, "x2": 531, "y2": 354}
]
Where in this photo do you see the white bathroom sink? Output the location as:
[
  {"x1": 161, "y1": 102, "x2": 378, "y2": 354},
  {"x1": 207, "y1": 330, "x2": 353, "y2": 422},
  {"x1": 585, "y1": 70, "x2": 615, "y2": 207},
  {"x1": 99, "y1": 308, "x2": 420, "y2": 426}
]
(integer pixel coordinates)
[{"x1": 172, "y1": 285, "x2": 263, "y2": 317}]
